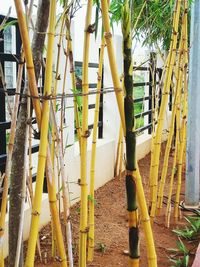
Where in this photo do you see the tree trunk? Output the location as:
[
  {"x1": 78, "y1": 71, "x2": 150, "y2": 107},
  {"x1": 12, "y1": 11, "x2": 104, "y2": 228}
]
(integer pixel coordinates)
[{"x1": 9, "y1": 1, "x2": 50, "y2": 266}]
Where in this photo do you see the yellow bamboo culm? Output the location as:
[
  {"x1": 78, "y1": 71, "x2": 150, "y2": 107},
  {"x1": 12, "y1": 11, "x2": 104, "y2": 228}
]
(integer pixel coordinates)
[
  {"x1": 149, "y1": 54, "x2": 169, "y2": 208},
  {"x1": 134, "y1": 167, "x2": 157, "y2": 267},
  {"x1": 67, "y1": 30, "x2": 82, "y2": 154},
  {"x1": 100, "y1": 0, "x2": 125, "y2": 134},
  {"x1": 174, "y1": 0, "x2": 188, "y2": 221},
  {"x1": 114, "y1": 124, "x2": 123, "y2": 177},
  {"x1": 51, "y1": 11, "x2": 66, "y2": 165},
  {"x1": 149, "y1": 0, "x2": 181, "y2": 220},
  {"x1": 14, "y1": 1, "x2": 67, "y2": 265},
  {"x1": 157, "y1": 20, "x2": 185, "y2": 212},
  {"x1": 79, "y1": 1, "x2": 93, "y2": 266},
  {"x1": 119, "y1": 132, "x2": 124, "y2": 179},
  {"x1": 88, "y1": 37, "x2": 105, "y2": 262},
  {"x1": 25, "y1": 1, "x2": 62, "y2": 266},
  {"x1": 165, "y1": 137, "x2": 178, "y2": 228}
]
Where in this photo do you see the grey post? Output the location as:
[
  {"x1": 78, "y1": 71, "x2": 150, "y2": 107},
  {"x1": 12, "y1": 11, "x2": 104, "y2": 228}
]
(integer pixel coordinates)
[{"x1": 185, "y1": 0, "x2": 200, "y2": 206}]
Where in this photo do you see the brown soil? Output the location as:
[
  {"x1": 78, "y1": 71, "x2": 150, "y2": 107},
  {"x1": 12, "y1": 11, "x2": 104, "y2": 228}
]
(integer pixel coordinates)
[{"x1": 26, "y1": 144, "x2": 195, "y2": 266}]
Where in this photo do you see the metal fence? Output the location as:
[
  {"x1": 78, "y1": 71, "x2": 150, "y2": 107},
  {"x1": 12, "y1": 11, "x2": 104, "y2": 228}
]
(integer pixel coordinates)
[{"x1": 0, "y1": 15, "x2": 172, "y2": 179}]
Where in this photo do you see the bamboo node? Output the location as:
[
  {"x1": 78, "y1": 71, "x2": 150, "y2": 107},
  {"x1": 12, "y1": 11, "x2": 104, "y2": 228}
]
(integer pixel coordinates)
[
  {"x1": 80, "y1": 227, "x2": 89, "y2": 233},
  {"x1": 87, "y1": 23, "x2": 96, "y2": 34},
  {"x1": 26, "y1": 66, "x2": 34, "y2": 70},
  {"x1": 32, "y1": 210, "x2": 40, "y2": 216},
  {"x1": 104, "y1": 32, "x2": 112, "y2": 39},
  {"x1": 82, "y1": 130, "x2": 91, "y2": 138},
  {"x1": 78, "y1": 179, "x2": 88, "y2": 187},
  {"x1": 126, "y1": 170, "x2": 136, "y2": 176},
  {"x1": 141, "y1": 218, "x2": 150, "y2": 223},
  {"x1": 97, "y1": 73, "x2": 102, "y2": 81},
  {"x1": 114, "y1": 87, "x2": 123, "y2": 93}
]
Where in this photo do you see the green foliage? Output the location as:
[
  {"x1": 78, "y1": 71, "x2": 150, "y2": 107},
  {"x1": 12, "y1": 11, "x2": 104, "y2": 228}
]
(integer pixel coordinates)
[
  {"x1": 170, "y1": 213, "x2": 200, "y2": 267},
  {"x1": 88, "y1": 195, "x2": 97, "y2": 206},
  {"x1": 0, "y1": 20, "x2": 17, "y2": 32},
  {"x1": 173, "y1": 214, "x2": 200, "y2": 240},
  {"x1": 97, "y1": 242, "x2": 107, "y2": 254},
  {"x1": 109, "y1": 0, "x2": 193, "y2": 50}
]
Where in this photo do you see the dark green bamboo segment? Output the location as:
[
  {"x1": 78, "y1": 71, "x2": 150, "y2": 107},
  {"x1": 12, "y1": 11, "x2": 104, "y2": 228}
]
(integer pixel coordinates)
[
  {"x1": 126, "y1": 175, "x2": 137, "y2": 211},
  {"x1": 129, "y1": 227, "x2": 139, "y2": 259},
  {"x1": 122, "y1": 1, "x2": 139, "y2": 264}
]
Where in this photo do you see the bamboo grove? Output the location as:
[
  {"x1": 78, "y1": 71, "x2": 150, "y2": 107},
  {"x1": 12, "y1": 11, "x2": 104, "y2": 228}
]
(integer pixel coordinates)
[{"x1": 0, "y1": 0, "x2": 191, "y2": 266}]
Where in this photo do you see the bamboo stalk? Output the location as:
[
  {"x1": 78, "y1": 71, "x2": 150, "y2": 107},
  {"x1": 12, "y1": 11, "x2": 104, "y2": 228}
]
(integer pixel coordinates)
[
  {"x1": 122, "y1": 2, "x2": 139, "y2": 265},
  {"x1": 67, "y1": 28, "x2": 82, "y2": 154},
  {"x1": 157, "y1": 21, "x2": 185, "y2": 212},
  {"x1": 50, "y1": 102, "x2": 74, "y2": 267},
  {"x1": 14, "y1": 1, "x2": 67, "y2": 265},
  {"x1": 174, "y1": 0, "x2": 188, "y2": 220},
  {"x1": 88, "y1": 36, "x2": 105, "y2": 262},
  {"x1": 165, "y1": 126, "x2": 178, "y2": 227},
  {"x1": 114, "y1": 125, "x2": 123, "y2": 177},
  {"x1": 134, "y1": 167, "x2": 157, "y2": 267},
  {"x1": 100, "y1": 0, "x2": 125, "y2": 133},
  {"x1": 51, "y1": 9, "x2": 66, "y2": 166},
  {"x1": 79, "y1": 1, "x2": 93, "y2": 266},
  {"x1": 119, "y1": 130, "x2": 124, "y2": 180},
  {"x1": 101, "y1": 0, "x2": 157, "y2": 265},
  {"x1": 149, "y1": 0, "x2": 181, "y2": 220},
  {"x1": 25, "y1": 1, "x2": 60, "y2": 265}
]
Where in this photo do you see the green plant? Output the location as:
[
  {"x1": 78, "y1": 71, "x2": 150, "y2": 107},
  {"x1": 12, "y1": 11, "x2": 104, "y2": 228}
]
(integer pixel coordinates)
[
  {"x1": 170, "y1": 214, "x2": 200, "y2": 266},
  {"x1": 173, "y1": 215, "x2": 200, "y2": 240},
  {"x1": 97, "y1": 242, "x2": 107, "y2": 254},
  {"x1": 169, "y1": 238, "x2": 190, "y2": 267}
]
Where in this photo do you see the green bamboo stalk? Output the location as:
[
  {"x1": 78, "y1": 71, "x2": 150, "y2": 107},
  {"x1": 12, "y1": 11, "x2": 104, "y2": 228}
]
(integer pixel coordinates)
[
  {"x1": 101, "y1": 0, "x2": 157, "y2": 265},
  {"x1": 122, "y1": 2, "x2": 139, "y2": 265}
]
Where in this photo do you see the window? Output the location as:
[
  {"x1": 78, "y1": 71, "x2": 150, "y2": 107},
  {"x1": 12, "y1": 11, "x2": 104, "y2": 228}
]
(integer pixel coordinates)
[{"x1": 4, "y1": 26, "x2": 16, "y2": 89}]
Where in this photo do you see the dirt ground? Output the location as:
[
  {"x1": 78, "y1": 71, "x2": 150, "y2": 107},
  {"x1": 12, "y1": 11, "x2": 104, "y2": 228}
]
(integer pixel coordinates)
[{"x1": 31, "y1": 144, "x2": 194, "y2": 266}]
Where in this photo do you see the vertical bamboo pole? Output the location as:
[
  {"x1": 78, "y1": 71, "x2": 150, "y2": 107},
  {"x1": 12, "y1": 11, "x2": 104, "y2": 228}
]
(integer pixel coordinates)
[
  {"x1": 67, "y1": 27, "x2": 82, "y2": 154},
  {"x1": 119, "y1": 132, "x2": 124, "y2": 179},
  {"x1": 25, "y1": 1, "x2": 61, "y2": 266},
  {"x1": 100, "y1": 0, "x2": 125, "y2": 133},
  {"x1": 79, "y1": 1, "x2": 93, "y2": 266},
  {"x1": 50, "y1": 103, "x2": 73, "y2": 267},
  {"x1": 101, "y1": 1, "x2": 157, "y2": 266},
  {"x1": 114, "y1": 125, "x2": 123, "y2": 177},
  {"x1": 88, "y1": 36, "x2": 105, "y2": 262},
  {"x1": 157, "y1": 22, "x2": 185, "y2": 211},
  {"x1": 122, "y1": 2, "x2": 140, "y2": 265},
  {"x1": 165, "y1": 137, "x2": 178, "y2": 228},
  {"x1": 174, "y1": 0, "x2": 188, "y2": 220},
  {"x1": 14, "y1": 1, "x2": 67, "y2": 265},
  {"x1": 149, "y1": 0, "x2": 181, "y2": 220},
  {"x1": 51, "y1": 10, "x2": 66, "y2": 165}
]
